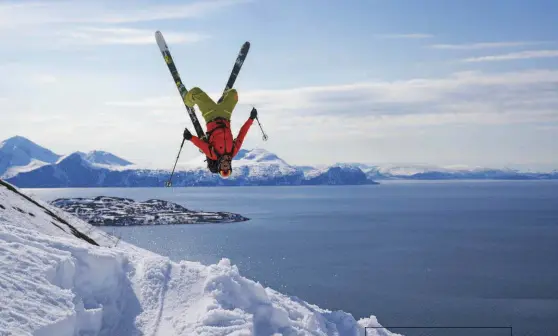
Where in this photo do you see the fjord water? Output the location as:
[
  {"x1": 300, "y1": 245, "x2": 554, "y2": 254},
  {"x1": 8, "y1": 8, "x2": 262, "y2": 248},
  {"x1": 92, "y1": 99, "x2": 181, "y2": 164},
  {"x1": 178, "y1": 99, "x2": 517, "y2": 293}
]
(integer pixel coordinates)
[{"x1": 27, "y1": 181, "x2": 558, "y2": 336}]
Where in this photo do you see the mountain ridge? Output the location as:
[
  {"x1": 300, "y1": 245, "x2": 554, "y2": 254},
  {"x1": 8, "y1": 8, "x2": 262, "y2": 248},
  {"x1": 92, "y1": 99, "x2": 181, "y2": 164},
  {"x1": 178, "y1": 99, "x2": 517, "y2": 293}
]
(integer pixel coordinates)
[
  {"x1": 2, "y1": 137, "x2": 375, "y2": 187},
  {"x1": 2, "y1": 136, "x2": 557, "y2": 187}
]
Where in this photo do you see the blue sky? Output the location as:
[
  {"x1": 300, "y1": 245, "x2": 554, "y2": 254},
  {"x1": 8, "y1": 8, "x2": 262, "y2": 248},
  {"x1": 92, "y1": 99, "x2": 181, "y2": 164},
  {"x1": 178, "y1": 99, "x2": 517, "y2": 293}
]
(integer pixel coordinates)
[{"x1": 1, "y1": 0, "x2": 557, "y2": 170}]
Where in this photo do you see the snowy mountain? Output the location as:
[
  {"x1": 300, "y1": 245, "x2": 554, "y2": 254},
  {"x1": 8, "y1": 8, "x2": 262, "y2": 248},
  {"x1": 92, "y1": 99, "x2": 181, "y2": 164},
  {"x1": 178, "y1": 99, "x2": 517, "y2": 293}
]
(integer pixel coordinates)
[
  {"x1": 50, "y1": 196, "x2": 248, "y2": 226},
  {"x1": 83, "y1": 150, "x2": 133, "y2": 168},
  {"x1": 361, "y1": 164, "x2": 558, "y2": 180},
  {"x1": 5, "y1": 142, "x2": 378, "y2": 187},
  {"x1": 0, "y1": 135, "x2": 61, "y2": 178},
  {"x1": 3, "y1": 136, "x2": 556, "y2": 187},
  {"x1": 7, "y1": 152, "x2": 107, "y2": 188},
  {"x1": 0, "y1": 179, "x2": 396, "y2": 335},
  {"x1": 304, "y1": 165, "x2": 373, "y2": 185}
]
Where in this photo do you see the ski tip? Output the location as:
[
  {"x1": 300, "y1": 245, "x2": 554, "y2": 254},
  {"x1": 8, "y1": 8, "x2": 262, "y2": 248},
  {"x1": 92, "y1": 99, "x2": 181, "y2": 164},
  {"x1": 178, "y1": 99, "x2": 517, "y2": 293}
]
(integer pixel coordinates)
[{"x1": 155, "y1": 31, "x2": 168, "y2": 50}]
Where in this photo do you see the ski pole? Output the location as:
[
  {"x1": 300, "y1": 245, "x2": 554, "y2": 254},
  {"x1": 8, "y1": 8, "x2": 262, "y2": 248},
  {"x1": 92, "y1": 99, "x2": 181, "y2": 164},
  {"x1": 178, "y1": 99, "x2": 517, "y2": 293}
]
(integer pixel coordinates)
[
  {"x1": 166, "y1": 137, "x2": 186, "y2": 187},
  {"x1": 255, "y1": 116, "x2": 268, "y2": 141}
]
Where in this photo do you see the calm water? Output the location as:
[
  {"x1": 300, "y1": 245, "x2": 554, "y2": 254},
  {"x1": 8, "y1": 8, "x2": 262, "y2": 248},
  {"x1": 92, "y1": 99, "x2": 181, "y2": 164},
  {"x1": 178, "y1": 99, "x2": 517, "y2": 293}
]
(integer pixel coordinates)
[{"x1": 26, "y1": 181, "x2": 558, "y2": 336}]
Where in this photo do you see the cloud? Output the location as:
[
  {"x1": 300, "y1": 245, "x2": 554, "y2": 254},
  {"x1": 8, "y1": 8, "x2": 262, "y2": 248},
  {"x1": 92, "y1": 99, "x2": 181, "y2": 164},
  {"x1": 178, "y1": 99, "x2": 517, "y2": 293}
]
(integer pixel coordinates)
[
  {"x1": 430, "y1": 41, "x2": 551, "y2": 50},
  {"x1": 107, "y1": 69, "x2": 558, "y2": 134},
  {"x1": 0, "y1": 1, "x2": 236, "y2": 48},
  {"x1": 0, "y1": 0, "x2": 250, "y2": 27},
  {"x1": 106, "y1": 96, "x2": 182, "y2": 108},
  {"x1": 375, "y1": 33, "x2": 434, "y2": 39},
  {"x1": 91, "y1": 0, "x2": 252, "y2": 24},
  {"x1": 57, "y1": 27, "x2": 208, "y2": 45},
  {"x1": 236, "y1": 69, "x2": 558, "y2": 117},
  {"x1": 537, "y1": 124, "x2": 558, "y2": 131},
  {"x1": 462, "y1": 50, "x2": 558, "y2": 62},
  {"x1": 32, "y1": 74, "x2": 58, "y2": 84}
]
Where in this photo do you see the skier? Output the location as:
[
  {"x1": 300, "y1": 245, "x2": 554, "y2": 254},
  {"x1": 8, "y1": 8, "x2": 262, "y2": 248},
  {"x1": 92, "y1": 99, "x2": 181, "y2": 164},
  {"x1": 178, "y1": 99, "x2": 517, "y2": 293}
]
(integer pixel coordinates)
[{"x1": 181, "y1": 87, "x2": 257, "y2": 178}]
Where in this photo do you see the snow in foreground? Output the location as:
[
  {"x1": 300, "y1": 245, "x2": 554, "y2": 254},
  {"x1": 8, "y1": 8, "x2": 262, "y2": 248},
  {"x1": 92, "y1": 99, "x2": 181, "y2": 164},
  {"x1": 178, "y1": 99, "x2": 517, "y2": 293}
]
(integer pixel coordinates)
[{"x1": 0, "y1": 180, "x2": 398, "y2": 336}]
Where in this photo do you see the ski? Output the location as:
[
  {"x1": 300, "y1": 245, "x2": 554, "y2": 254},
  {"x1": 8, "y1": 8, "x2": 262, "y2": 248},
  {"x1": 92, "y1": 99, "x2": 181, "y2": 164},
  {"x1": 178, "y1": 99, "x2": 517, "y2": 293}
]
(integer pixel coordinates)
[
  {"x1": 218, "y1": 41, "x2": 250, "y2": 103},
  {"x1": 155, "y1": 30, "x2": 205, "y2": 138}
]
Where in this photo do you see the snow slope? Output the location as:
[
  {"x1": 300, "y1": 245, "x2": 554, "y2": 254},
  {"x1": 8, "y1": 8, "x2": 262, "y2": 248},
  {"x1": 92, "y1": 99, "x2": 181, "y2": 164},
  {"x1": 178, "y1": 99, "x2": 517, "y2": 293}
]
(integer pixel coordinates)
[{"x1": 0, "y1": 179, "x2": 397, "y2": 336}]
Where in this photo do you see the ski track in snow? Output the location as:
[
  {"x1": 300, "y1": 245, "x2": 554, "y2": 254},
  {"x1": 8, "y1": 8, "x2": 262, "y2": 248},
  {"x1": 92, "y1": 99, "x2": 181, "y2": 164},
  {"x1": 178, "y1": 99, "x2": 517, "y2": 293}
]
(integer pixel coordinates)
[
  {"x1": 0, "y1": 179, "x2": 399, "y2": 336},
  {"x1": 150, "y1": 261, "x2": 172, "y2": 336}
]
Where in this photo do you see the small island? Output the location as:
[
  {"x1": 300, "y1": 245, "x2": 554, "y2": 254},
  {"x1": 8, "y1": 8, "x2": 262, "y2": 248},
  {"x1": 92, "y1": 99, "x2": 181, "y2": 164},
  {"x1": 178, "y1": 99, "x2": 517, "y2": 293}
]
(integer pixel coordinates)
[{"x1": 50, "y1": 196, "x2": 249, "y2": 226}]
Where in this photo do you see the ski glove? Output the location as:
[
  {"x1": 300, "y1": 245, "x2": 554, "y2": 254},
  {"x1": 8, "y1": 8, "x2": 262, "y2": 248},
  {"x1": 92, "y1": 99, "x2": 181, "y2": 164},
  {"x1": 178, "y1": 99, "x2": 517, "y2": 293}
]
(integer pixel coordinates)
[
  {"x1": 183, "y1": 128, "x2": 192, "y2": 140},
  {"x1": 250, "y1": 108, "x2": 258, "y2": 120}
]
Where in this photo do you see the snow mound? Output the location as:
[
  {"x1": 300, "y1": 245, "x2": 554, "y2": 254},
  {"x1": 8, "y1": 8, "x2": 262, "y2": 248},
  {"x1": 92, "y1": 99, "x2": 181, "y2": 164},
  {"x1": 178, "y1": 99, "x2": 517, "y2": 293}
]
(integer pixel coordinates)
[
  {"x1": 0, "y1": 180, "x2": 397, "y2": 336},
  {"x1": 0, "y1": 223, "x2": 131, "y2": 336}
]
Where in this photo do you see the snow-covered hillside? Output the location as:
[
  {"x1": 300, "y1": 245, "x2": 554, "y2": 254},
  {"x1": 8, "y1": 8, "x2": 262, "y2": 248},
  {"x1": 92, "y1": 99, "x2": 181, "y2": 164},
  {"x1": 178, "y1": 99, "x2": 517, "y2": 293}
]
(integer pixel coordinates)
[
  {"x1": 0, "y1": 179, "x2": 396, "y2": 336},
  {"x1": 0, "y1": 136, "x2": 61, "y2": 178}
]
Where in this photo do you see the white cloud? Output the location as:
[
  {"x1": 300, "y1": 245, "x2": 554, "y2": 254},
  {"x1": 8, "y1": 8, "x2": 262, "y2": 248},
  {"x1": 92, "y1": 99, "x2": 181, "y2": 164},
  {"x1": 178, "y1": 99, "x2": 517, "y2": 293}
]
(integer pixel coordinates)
[
  {"x1": 32, "y1": 74, "x2": 58, "y2": 84},
  {"x1": 107, "y1": 69, "x2": 558, "y2": 139},
  {"x1": 375, "y1": 33, "x2": 434, "y2": 39},
  {"x1": 0, "y1": 0, "x2": 244, "y2": 47},
  {"x1": 90, "y1": 0, "x2": 252, "y2": 24},
  {"x1": 232, "y1": 70, "x2": 558, "y2": 122},
  {"x1": 430, "y1": 41, "x2": 551, "y2": 50},
  {"x1": 462, "y1": 50, "x2": 558, "y2": 62},
  {"x1": 57, "y1": 27, "x2": 208, "y2": 45},
  {"x1": 105, "y1": 96, "x2": 182, "y2": 108},
  {"x1": 0, "y1": 0, "x2": 250, "y2": 27}
]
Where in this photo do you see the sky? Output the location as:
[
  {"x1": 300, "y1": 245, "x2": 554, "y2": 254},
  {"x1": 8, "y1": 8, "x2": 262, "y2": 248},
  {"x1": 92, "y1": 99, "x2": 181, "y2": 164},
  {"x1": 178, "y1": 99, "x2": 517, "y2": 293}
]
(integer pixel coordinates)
[{"x1": 1, "y1": 0, "x2": 558, "y2": 170}]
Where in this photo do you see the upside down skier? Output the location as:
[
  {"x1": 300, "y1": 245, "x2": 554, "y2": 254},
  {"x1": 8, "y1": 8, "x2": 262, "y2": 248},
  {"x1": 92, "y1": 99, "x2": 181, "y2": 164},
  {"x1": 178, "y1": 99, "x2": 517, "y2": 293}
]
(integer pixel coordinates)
[{"x1": 181, "y1": 87, "x2": 257, "y2": 178}]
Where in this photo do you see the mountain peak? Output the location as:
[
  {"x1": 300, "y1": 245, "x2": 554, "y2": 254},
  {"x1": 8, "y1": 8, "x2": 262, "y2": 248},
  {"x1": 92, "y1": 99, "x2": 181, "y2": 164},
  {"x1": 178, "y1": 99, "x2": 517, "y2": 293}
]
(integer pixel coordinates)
[
  {"x1": 56, "y1": 152, "x2": 89, "y2": 165},
  {"x1": 0, "y1": 135, "x2": 62, "y2": 177},
  {"x1": 1, "y1": 135, "x2": 38, "y2": 149},
  {"x1": 234, "y1": 148, "x2": 286, "y2": 164},
  {"x1": 84, "y1": 150, "x2": 133, "y2": 167}
]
